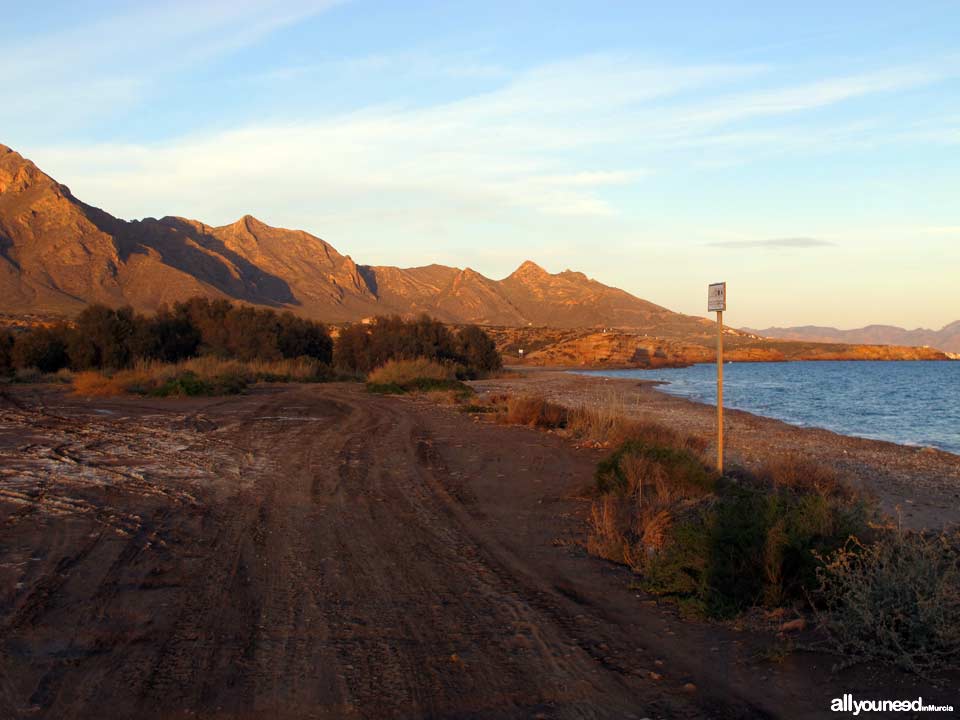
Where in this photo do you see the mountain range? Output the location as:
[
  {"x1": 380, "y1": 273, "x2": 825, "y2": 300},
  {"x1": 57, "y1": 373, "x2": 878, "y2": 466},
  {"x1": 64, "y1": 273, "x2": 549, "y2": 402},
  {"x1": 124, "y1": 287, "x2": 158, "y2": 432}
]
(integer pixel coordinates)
[
  {"x1": 1, "y1": 143, "x2": 954, "y2": 363},
  {"x1": 0, "y1": 143, "x2": 686, "y2": 329},
  {"x1": 745, "y1": 324, "x2": 960, "y2": 354}
]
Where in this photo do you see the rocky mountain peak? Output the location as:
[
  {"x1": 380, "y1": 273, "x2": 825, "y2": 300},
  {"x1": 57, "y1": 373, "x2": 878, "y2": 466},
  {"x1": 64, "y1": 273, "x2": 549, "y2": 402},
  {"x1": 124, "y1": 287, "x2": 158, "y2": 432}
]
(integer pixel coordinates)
[{"x1": 510, "y1": 260, "x2": 549, "y2": 279}]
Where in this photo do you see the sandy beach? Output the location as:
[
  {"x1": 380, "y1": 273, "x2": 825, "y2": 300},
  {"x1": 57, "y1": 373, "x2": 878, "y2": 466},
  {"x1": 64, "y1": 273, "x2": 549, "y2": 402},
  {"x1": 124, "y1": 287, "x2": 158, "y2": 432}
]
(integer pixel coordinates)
[{"x1": 470, "y1": 368, "x2": 960, "y2": 531}]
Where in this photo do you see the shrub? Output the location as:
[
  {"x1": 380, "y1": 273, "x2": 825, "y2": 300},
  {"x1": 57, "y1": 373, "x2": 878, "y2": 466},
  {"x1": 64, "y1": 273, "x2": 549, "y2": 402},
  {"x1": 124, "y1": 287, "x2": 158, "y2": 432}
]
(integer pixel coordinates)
[
  {"x1": 368, "y1": 358, "x2": 454, "y2": 385},
  {"x1": 758, "y1": 455, "x2": 846, "y2": 497},
  {"x1": 586, "y1": 434, "x2": 872, "y2": 618},
  {"x1": 68, "y1": 356, "x2": 336, "y2": 397},
  {"x1": 502, "y1": 395, "x2": 568, "y2": 429},
  {"x1": 815, "y1": 530, "x2": 960, "y2": 674},
  {"x1": 335, "y1": 315, "x2": 501, "y2": 377},
  {"x1": 595, "y1": 439, "x2": 716, "y2": 496},
  {"x1": 457, "y1": 324, "x2": 502, "y2": 375},
  {"x1": 0, "y1": 330, "x2": 13, "y2": 375},
  {"x1": 12, "y1": 326, "x2": 69, "y2": 373},
  {"x1": 151, "y1": 371, "x2": 247, "y2": 397},
  {"x1": 639, "y1": 481, "x2": 870, "y2": 618},
  {"x1": 72, "y1": 370, "x2": 126, "y2": 397},
  {"x1": 567, "y1": 394, "x2": 709, "y2": 455},
  {"x1": 366, "y1": 358, "x2": 472, "y2": 399}
]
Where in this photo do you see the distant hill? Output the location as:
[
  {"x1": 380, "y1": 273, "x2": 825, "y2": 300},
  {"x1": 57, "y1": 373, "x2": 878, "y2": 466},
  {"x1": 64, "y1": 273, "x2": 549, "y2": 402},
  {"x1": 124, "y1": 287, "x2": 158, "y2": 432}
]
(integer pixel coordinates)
[
  {"x1": 744, "y1": 323, "x2": 960, "y2": 354},
  {"x1": 0, "y1": 143, "x2": 708, "y2": 330}
]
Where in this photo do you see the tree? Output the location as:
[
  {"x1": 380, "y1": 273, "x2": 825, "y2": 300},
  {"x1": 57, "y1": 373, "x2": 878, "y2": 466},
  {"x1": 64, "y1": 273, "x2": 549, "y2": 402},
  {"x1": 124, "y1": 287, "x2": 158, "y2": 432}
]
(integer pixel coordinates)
[
  {"x1": 0, "y1": 330, "x2": 14, "y2": 375},
  {"x1": 67, "y1": 305, "x2": 137, "y2": 370},
  {"x1": 332, "y1": 315, "x2": 501, "y2": 377},
  {"x1": 458, "y1": 325, "x2": 502, "y2": 374},
  {"x1": 12, "y1": 326, "x2": 69, "y2": 373},
  {"x1": 277, "y1": 312, "x2": 333, "y2": 362},
  {"x1": 334, "y1": 323, "x2": 372, "y2": 372},
  {"x1": 129, "y1": 305, "x2": 201, "y2": 363}
]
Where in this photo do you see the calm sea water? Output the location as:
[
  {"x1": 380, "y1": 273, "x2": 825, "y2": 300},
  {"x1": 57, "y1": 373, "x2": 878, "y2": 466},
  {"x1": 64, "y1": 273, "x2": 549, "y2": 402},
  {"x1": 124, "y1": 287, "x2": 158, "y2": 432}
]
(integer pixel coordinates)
[{"x1": 576, "y1": 361, "x2": 960, "y2": 455}]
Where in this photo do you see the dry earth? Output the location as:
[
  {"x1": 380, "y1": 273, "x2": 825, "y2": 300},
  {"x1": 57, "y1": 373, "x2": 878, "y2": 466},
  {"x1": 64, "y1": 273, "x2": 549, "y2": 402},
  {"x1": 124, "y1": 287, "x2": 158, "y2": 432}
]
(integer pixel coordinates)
[{"x1": 0, "y1": 383, "x2": 956, "y2": 719}]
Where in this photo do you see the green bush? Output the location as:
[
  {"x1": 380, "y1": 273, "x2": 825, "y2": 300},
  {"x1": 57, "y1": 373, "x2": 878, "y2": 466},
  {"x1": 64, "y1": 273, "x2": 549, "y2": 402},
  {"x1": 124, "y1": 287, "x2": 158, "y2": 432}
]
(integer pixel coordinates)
[
  {"x1": 595, "y1": 440, "x2": 715, "y2": 495},
  {"x1": 148, "y1": 371, "x2": 248, "y2": 397},
  {"x1": 367, "y1": 376, "x2": 473, "y2": 399},
  {"x1": 816, "y1": 530, "x2": 960, "y2": 673},
  {"x1": 640, "y1": 482, "x2": 870, "y2": 618},
  {"x1": 588, "y1": 438, "x2": 872, "y2": 619}
]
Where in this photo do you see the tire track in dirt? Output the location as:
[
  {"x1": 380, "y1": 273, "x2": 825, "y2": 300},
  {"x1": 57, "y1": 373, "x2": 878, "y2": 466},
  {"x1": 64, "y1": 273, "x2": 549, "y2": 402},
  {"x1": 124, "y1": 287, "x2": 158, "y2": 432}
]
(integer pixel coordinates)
[{"x1": 1, "y1": 384, "x2": 773, "y2": 719}]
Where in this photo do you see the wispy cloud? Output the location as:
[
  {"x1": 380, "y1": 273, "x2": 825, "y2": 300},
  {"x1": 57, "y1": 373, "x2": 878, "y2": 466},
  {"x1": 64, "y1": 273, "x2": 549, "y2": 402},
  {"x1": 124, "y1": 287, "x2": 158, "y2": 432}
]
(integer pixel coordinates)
[
  {"x1": 2, "y1": 0, "x2": 343, "y2": 131},
  {"x1": 248, "y1": 51, "x2": 508, "y2": 84},
  {"x1": 708, "y1": 237, "x2": 837, "y2": 249},
  {"x1": 18, "y1": 48, "x2": 958, "y2": 274}
]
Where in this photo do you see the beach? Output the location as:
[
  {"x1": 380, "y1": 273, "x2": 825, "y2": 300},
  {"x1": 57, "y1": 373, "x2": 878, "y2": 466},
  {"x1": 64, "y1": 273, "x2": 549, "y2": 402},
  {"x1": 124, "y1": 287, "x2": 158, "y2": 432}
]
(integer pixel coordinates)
[{"x1": 470, "y1": 368, "x2": 960, "y2": 530}]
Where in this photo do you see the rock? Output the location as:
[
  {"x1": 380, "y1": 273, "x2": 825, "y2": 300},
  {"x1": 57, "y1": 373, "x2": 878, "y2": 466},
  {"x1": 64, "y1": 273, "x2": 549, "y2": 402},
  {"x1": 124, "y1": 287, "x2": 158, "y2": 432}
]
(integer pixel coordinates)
[{"x1": 779, "y1": 618, "x2": 807, "y2": 633}]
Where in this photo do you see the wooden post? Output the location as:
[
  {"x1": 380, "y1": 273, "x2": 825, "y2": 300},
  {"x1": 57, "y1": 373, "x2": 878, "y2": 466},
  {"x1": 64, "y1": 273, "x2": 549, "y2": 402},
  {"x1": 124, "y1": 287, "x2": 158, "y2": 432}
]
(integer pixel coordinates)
[{"x1": 716, "y1": 310, "x2": 724, "y2": 474}]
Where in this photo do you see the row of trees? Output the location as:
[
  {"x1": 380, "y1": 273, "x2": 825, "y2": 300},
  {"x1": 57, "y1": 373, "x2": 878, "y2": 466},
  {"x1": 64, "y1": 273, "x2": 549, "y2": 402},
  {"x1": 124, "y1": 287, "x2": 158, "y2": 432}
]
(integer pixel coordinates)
[
  {"x1": 0, "y1": 299, "x2": 334, "y2": 374},
  {"x1": 0, "y1": 300, "x2": 502, "y2": 377},
  {"x1": 334, "y1": 315, "x2": 501, "y2": 376}
]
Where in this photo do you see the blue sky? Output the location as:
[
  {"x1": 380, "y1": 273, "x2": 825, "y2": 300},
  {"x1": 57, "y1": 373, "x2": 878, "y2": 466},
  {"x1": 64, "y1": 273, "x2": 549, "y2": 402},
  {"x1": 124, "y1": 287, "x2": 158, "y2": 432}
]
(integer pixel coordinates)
[{"x1": 4, "y1": 0, "x2": 958, "y2": 328}]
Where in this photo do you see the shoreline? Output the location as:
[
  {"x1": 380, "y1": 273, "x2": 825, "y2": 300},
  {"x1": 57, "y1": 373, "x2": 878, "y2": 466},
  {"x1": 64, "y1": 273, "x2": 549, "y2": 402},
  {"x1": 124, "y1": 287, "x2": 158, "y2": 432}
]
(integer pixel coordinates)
[
  {"x1": 572, "y1": 366, "x2": 960, "y2": 456},
  {"x1": 471, "y1": 368, "x2": 960, "y2": 530}
]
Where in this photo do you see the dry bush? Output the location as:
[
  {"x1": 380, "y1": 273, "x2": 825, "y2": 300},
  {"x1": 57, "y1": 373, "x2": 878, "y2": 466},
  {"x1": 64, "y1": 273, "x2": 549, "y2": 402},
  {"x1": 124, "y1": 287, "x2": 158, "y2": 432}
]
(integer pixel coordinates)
[
  {"x1": 758, "y1": 455, "x2": 846, "y2": 497},
  {"x1": 368, "y1": 358, "x2": 454, "y2": 386},
  {"x1": 72, "y1": 370, "x2": 123, "y2": 397},
  {"x1": 567, "y1": 405, "x2": 636, "y2": 446},
  {"x1": 423, "y1": 389, "x2": 463, "y2": 405},
  {"x1": 635, "y1": 506, "x2": 674, "y2": 555},
  {"x1": 502, "y1": 395, "x2": 568, "y2": 428},
  {"x1": 587, "y1": 495, "x2": 635, "y2": 566},
  {"x1": 816, "y1": 529, "x2": 960, "y2": 673},
  {"x1": 567, "y1": 400, "x2": 707, "y2": 456}
]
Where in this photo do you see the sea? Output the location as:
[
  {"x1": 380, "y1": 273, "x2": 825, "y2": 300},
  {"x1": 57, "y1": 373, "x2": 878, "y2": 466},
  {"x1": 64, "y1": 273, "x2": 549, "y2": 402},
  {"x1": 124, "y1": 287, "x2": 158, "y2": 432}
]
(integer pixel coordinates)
[{"x1": 575, "y1": 360, "x2": 960, "y2": 455}]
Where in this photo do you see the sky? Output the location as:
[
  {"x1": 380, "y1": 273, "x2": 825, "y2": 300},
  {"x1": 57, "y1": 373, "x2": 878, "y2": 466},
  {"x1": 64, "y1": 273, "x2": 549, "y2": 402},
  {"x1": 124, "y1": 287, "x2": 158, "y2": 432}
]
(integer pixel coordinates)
[{"x1": 3, "y1": 0, "x2": 958, "y2": 329}]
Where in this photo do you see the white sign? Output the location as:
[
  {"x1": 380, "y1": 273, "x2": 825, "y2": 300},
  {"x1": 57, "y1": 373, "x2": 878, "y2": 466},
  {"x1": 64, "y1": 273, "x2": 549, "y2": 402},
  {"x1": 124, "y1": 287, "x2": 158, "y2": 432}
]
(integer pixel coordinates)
[{"x1": 708, "y1": 282, "x2": 726, "y2": 312}]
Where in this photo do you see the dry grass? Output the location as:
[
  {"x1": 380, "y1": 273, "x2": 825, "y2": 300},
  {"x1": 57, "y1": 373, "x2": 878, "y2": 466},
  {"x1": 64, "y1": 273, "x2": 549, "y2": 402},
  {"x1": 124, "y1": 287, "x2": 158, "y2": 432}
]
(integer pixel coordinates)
[
  {"x1": 72, "y1": 369, "x2": 161, "y2": 396},
  {"x1": 566, "y1": 391, "x2": 708, "y2": 455},
  {"x1": 368, "y1": 358, "x2": 454, "y2": 386},
  {"x1": 757, "y1": 455, "x2": 846, "y2": 497},
  {"x1": 501, "y1": 395, "x2": 568, "y2": 429},
  {"x1": 587, "y1": 495, "x2": 634, "y2": 566},
  {"x1": 71, "y1": 356, "x2": 332, "y2": 397},
  {"x1": 174, "y1": 356, "x2": 329, "y2": 382},
  {"x1": 423, "y1": 389, "x2": 464, "y2": 405}
]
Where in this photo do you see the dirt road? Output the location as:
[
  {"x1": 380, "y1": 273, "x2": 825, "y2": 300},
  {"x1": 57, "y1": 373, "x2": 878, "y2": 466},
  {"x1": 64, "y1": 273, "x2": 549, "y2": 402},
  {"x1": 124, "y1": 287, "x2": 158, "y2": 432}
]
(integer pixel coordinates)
[{"x1": 0, "y1": 384, "x2": 942, "y2": 719}]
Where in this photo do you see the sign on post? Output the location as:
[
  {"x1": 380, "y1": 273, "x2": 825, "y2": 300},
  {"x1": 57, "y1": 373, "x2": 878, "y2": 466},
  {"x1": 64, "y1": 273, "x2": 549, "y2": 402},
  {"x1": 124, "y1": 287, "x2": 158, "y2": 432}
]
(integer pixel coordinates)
[
  {"x1": 708, "y1": 282, "x2": 726, "y2": 312},
  {"x1": 708, "y1": 282, "x2": 726, "y2": 473}
]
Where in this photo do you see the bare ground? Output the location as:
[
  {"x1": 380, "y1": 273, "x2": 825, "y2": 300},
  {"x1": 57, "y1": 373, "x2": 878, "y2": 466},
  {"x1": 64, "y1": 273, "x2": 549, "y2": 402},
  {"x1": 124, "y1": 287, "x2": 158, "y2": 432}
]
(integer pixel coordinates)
[{"x1": 0, "y1": 383, "x2": 955, "y2": 719}]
